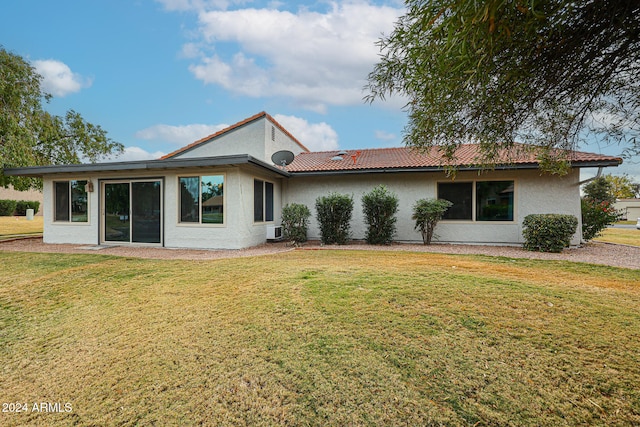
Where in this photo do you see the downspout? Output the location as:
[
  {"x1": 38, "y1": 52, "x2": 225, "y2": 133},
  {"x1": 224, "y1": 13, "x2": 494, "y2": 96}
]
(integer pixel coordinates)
[{"x1": 577, "y1": 166, "x2": 603, "y2": 186}]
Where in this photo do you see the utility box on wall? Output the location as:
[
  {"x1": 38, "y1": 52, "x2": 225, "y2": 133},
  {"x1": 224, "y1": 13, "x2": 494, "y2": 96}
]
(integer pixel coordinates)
[{"x1": 267, "y1": 225, "x2": 283, "y2": 241}]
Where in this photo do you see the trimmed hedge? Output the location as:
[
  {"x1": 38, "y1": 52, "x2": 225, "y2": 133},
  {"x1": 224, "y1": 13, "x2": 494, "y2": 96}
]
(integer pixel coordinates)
[
  {"x1": 315, "y1": 193, "x2": 353, "y2": 245},
  {"x1": 522, "y1": 214, "x2": 578, "y2": 253},
  {"x1": 362, "y1": 185, "x2": 399, "y2": 245},
  {"x1": 0, "y1": 200, "x2": 18, "y2": 216},
  {"x1": 281, "y1": 203, "x2": 311, "y2": 244},
  {"x1": 15, "y1": 200, "x2": 40, "y2": 216},
  {"x1": 0, "y1": 200, "x2": 40, "y2": 216}
]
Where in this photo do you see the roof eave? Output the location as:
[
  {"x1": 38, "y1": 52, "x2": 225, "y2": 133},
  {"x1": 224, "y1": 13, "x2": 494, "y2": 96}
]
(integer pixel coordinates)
[
  {"x1": 3, "y1": 154, "x2": 290, "y2": 178},
  {"x1": 287, "y1": 159, "x2": 622, "y2": 176},
  {"x1": 287, "y1": 163, "x2": 541, "y2": 176}
]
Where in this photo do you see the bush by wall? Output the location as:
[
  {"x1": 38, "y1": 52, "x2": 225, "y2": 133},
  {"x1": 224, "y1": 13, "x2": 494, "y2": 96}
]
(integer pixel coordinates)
[
  {"x1": 15, "y1": 200, "x2": 40, "y2": 216},
  {"x1": 281, "y1": 203, "x2": 311, "y2": 244},
  {"x1": 0, "y1": 200, "x2": 18, "y2": 216},
  {"x1": 412, "y1": 198, "x2": 453, "y2": 245},
  {"x1": 315, "y1": 193, "x2": 353, "y2": 245},
  {"x1": 361, "y1": 185, "x2": 399, "y2": 245},
  {"x1": 522, "y1": 214, "x2": 578, "y2": 253}
]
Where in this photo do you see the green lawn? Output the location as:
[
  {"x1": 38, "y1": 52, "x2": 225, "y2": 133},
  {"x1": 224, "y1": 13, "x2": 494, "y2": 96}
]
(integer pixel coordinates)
[
  {"x1": 0, "y1": 216, "x2": 43, "y2": 240},
  {"x1": 1, "y1": 250, "x2": 639, "y2": 426},
  {"x1": 595, "y1": 227, "x2": 640, "y2": 247}
]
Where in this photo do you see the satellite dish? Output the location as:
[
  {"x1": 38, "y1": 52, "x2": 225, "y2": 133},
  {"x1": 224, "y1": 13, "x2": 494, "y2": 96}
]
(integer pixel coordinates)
[{"x1": 271, "y1": 150, "x2": 295, "y2": 167}]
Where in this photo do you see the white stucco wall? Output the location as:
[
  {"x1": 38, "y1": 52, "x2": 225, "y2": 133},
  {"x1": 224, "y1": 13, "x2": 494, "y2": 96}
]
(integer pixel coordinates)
[
  {"x1": 263, "y1": 120, "x2": 308, "y2": 159},
  {"x1": 283, "y1": 168, "x2": 583, "y2": 246},
  {"x1": 174, "y1": 120, "x2": 267, "y2": 161},
  {"x1": 172, "y1": 116, "x2": 306, "y2": 164},
  {"x1": 41, "y1": 165, "x2": 284, "y2": 250},
  {"x1": 163, "y1": 167, "x2": 283, "y2": 249},
  {"x1": 43, "y1": 177, "x2": 100, "y2": 245}
]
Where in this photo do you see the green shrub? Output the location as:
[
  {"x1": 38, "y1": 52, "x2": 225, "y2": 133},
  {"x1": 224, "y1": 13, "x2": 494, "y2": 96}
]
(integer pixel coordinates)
[
  {"x1": 281, "y1": 203, "x2": 311, "y2": 244},
  {"x1": 0, "y1": 200, "x2": 18, "y2": 216},
  {"x1": 412, "y1": 198, "x2": 453, "y2": 245},
  {"x1": 362, "y1": 185, "x2": 399, "y2": 245},
  {"x1": 315, "y1": 193, "x2": 353, "y2": 245},
  {"x1": 522, "y1": 214, "x2": 578, "y2": 253},
  {"x1": 15, "y1": 200, "x2": 40, "y2": 216},
  {"x1": 581, "y1": 198, "x2": 621, "y2": 242}
]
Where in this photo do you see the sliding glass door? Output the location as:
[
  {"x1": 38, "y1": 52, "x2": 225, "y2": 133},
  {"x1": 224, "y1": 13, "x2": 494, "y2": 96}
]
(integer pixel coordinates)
[{"x1": 102, "y1": 180, "x2": 162, "y2": 244}]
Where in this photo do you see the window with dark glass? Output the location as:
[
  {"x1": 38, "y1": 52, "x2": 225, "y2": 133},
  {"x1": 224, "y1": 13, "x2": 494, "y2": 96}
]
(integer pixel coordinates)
[
  {"x1": 179, "y1": 175, "x2": 224, "y2": 224},
  {"x1": 254, "y1": 179, "x2": 274, "y2": 222},
  {"x1": 54, "y1": 180, "x2": 88, "y2": 222},
  {"x1": 476, "y1": 181, "x2": 514, "y2": 221},
  {"x1": 438, "y1": 182, "x2": 473, "y2": 220},
  {"x1": 265, "y1": 182, "x2": 274, "y2": 222},
  {"x1": 438, "y1": 180, "x2": 515, "y2": 222}
]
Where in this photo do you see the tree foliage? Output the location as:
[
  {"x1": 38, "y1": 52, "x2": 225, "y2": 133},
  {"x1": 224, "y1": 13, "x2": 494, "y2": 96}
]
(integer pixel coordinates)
[
  {"x1": 581, "y1": 176, "x2": 621, "y2": 241},
  {"x1": 366, "y1": 0, "x2": 640, "y2": 171},
  {"x1": 603, "y1": 173, "x2": 639, "y2": 199},
  {"x1": 582, "y1": 176, "x2": 615, "y2": 204},
  {"x1": 412, "y1": 198, "x2": 452, "y2": 244},
  {"x1": 1, "y1": 47, "x2": 123, "y2": 190}
]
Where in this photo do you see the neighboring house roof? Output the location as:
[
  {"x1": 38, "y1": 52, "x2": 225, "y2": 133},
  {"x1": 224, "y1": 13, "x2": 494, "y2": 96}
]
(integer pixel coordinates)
[
  {"x1": 160, "y1": 111, "x2": 310, "y2": 160},
  {"x1": 3, "y1": 155, "x2": 290, "y2": 178},
  {"x1": 286, "y1": 144, "x2": 623, "y2": 175}
]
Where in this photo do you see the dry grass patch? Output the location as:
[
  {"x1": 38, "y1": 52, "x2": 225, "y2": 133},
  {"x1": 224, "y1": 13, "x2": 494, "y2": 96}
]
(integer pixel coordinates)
[
  {"x1": 595, "y1": 227, "x2": 640, "y2": 247},
  {"x1": 0, "y1": 216, "x2": 43, "y2": 238},
  {"x1": 1, "y1": 250, "x2": 639, "y2": 426}
]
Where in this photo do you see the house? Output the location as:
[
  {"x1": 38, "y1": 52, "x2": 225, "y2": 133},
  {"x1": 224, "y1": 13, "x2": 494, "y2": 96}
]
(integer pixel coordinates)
[
  {"x1": 615, "y1": 199, "x2": 640, "y2": 221},
  {"x1": 3, "y1": 112, "x2": 623, "y2": 248}
]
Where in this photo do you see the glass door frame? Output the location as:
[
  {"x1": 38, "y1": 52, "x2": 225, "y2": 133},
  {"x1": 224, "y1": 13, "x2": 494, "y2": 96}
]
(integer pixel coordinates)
[{"x1": 100, "y1": 178, "x2": 164, "y2": 246}]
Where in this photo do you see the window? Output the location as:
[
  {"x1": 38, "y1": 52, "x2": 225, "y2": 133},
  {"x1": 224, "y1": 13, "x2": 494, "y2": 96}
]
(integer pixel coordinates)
[
  {"x1": 254, "y1": 179, "x2": 274, "y2": 222},
  {"x1": 179, "y1": 175, "x2": 224, "y2": 224},
  {"x1": 54, "y1": 180, "x2": 88, "y2": 222},
  {"x1": 437, "y1": 180, "x2": 514, "y2": 222},
  {"x1": 438, "y1": 182, "x2": 472, "y2": 220},
  {"x1": 476, "y1": 181, "x2": 514, "y2": 221}
]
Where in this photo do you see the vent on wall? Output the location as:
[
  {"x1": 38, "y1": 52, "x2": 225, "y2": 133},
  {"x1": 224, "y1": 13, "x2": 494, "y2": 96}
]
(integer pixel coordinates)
[{"x1": 271, "y1": 126, "x2": 275, "y2": 141}]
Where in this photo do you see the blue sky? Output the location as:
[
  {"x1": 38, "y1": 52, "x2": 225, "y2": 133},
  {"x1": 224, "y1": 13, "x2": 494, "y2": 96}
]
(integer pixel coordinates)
[{"x1": 1, "y1": 0, "x2": 637, "y2": 180}]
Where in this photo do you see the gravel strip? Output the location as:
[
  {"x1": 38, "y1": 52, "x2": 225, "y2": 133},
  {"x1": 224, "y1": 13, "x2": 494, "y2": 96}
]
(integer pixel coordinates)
[{"x1": 1, "y1": 237, "x2": 638, "y2": 269}]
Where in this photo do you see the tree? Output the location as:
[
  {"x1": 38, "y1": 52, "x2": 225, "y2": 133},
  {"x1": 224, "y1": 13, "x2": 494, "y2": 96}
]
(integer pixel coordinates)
[
  {"x1": 412, "y1": 198, "x2": 452, "y2": 244},
  {"x1": 581, "y1": 176, "x2": 621, "y2": 241},
  {"x1": 1, "y1": 47, "x2": 123, "y2": 190},
  {"x1": 583, "y1": 176, "x2": 615, "y2": 204},
  {"x1": 366, "y1": 0, "x2": 640, "y2": 172},
  {"x1": 604, "y1": 174, "x2": 639, "y2": 199}
]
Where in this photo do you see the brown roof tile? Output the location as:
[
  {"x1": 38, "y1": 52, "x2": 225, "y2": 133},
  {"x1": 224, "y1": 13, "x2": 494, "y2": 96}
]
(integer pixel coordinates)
[{"x1": 286, "y1": 144, "x2": 622, "y2": 173}]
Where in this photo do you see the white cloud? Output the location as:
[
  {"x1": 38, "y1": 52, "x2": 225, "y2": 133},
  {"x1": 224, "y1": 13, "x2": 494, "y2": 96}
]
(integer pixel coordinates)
[
  {"x1": 274, "y1": 114, "x2": 339, "y2": 151},
  {"x1": 32, "y1": 59, "x2": 92, "y2": 97},
  {"x1": 135, "y1": 123, "x2": 229, "y2": 144},
  {"x1": 156, "y1": 0, "x2": 231, "y2": 12},
  {"x1": 185, "y1": 2, "x2": 404, "y2": 111},
  {"x1": 374, "y1": 130, "x2": 396, "y2": 141},
  {"x1": 116, "y1": 146, "x2": 168, "y2": 161}
]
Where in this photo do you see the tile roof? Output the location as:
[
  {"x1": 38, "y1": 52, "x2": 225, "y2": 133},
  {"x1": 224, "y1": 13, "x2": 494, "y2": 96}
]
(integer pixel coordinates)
[
  {"x1": 286, "y1": 144, "x2": 622, "y2": 174},
  {"x1": 161, "y1": 111, "x2": 309, "y2": 160}
]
